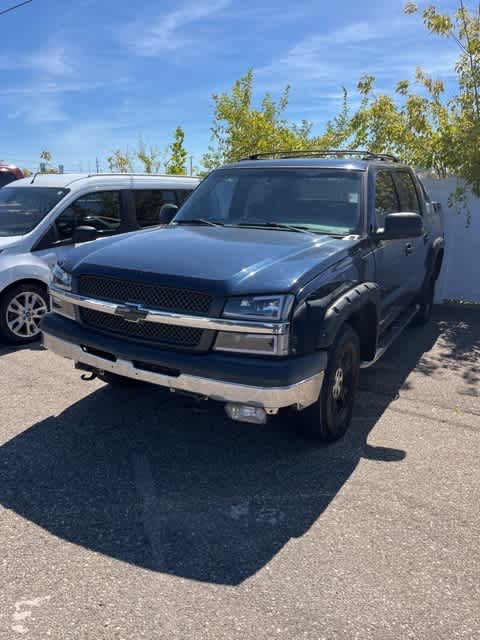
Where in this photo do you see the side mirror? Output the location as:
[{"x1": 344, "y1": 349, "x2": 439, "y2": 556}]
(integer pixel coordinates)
[
  {"x1": 73, "y1": 225, "x2": 98, "y2": 244},
  {"x1": 377, "y1": 213, "x2": 423, "y2": 240},
  {"x1": 158, "y1": 203, "x2": 178, "y2": 225}
]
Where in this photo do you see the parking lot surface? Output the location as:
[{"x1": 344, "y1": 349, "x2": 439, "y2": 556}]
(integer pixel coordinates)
[{"x1": 1, "y1": 307, "x2": 479, "y2": 639}]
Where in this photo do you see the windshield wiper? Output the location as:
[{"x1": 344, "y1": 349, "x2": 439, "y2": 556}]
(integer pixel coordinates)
[
  {"x1": 175, "y1": 218, "x2": 224, "y2": 227},
  {"x1": 236, "y1": 221, "x2": 316, "y2": 236}
]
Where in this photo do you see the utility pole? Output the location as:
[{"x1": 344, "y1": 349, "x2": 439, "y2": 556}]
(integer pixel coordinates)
[
  {"x1": 189, "y1": 156, "x2": 193, "y2": 176},
  {"x1": 96, "y1": 157, "x2": 100, "y2": 174}
]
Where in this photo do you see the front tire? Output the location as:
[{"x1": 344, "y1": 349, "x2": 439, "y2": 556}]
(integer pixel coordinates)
[
  {"x1": 0, "y1": 283, "x2": 49, "y2": 344},
  {"x1": 299, "y1": 324, "x2": 360, "y2": 443}
]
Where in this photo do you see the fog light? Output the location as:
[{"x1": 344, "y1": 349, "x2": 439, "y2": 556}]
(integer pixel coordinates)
[{"x1": 225, "y1": 403, "x2": 267, "y2": 424}]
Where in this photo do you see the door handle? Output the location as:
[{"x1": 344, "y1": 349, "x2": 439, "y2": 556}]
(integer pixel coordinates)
[{"x1": 405, "y1": 242, "x2": 413, "y2": 255}]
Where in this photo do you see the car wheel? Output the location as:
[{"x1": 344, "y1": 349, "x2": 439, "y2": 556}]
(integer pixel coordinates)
[
  {"x1": 0, "y1": 283, "x2": 49, "y2": 344},
  {"x1": 412, "y1": 277, "x2": 435, "y2": 327},
  {"x1": 299, "y1": 324, "x2": 360, "y2": 443}
]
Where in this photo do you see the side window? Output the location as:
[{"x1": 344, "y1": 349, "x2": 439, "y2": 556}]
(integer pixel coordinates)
[
  {"x1": 134, "y1": 190, "x2": 178, "y2": 228},
  {"x1": 55, "y1": 191, "x2": 121, "y2": 243},
  {"x1": 375, "y1": 171, "x2": 400, "y2": 226},
  {"x1": 395, "y1": 171, "x2": 421, "y2": 214},
  {"x1": 177, "y1": 189, "x2": 194, "y2": 205}
]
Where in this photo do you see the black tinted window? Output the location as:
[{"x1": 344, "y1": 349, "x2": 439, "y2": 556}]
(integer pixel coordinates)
[
  {"x1": 134, "y1": 190, "x2": 177, "y2": 228},
  {"x1": 0, "y1": 172, "x2": 17, "y2": 188},
  {"x1": 395, "y1": 172, "x2": 421, "y2": 213},
  {"x1": 375, "y1": 171, "x2": 399, "y2": 224},
  {"x1": 177, "y1": 189, "x2": 194, "y2": 205},
  {"x1": 0, "y1": 187, "x2": 69, "y2": 237},
  {"x1": 55, "y1": 191, "x2": 121, "y2": 242},
  {"x1": 176, "y1": 170, "x2": 363, "y2": 234}
]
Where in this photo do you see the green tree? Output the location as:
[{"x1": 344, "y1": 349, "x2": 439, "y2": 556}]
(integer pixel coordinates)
[
  {"x1": 136, "y1": 138, "x2": 162, "y2": 173},
  {"x1": 39, "y1": 150, "x2": 59, "y2": 174},
  {"x1": 107, "y1": 149, "x2": 133, "y2": 173},
  {"x1": 166, "y1": 126, "x2": 188, "y2": 175},
  {"x1": 344, "y1": 2, "x2": 480, "y2": 201},
  {"x1": 202, "y1": 70, "x2": 313, "y2": 170}
]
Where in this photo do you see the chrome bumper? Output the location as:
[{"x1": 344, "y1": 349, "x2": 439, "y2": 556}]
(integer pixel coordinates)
[{"x1": 42, "y1": 332, "x2": 324, "y2": 412}]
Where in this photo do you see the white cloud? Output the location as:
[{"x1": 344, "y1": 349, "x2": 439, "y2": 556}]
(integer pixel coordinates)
[
  {"x1": 256, "y1": 17, "x2": 458, "y2": 93},
  {"x1": 123, "y1": 0, "x2": 231, "y2": 56}
]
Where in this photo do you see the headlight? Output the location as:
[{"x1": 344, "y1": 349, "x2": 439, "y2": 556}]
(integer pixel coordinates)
[
  {"x1": 222, "y1": 294, "x2": 293, "y2": 321},
  {"x1": 215, "y1": 294, "x2": 293, "y2": 356},
  {"x1": 52, "y1": 263, "x2": 72, "y2": 291}
]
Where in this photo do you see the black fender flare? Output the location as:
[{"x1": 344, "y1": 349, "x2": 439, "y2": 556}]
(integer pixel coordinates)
[
  {"x1": 318, "y1": 282, "x2": 381, "y2": 349},
  {"x1": 291, "y1": 282, "x2": 381, "y2": 355},
  {"x1": 424, "y1": 236, "x2": 445, "y2": 286}
]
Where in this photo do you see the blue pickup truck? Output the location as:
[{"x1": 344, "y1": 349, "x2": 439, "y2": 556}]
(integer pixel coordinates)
[{"x1": 42, "y1": 151, "x2": 444, "y2": 442}]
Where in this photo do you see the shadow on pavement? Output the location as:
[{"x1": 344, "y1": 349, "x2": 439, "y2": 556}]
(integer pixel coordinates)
[
  {"x1": 0, "y1": 308, "x2": 477, "y2": 585},
  {"x1": 0, "y1": 339, "x2": 43, "y2": 356}
]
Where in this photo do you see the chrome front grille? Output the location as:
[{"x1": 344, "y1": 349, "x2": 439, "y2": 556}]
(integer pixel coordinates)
[
  {"x1": 77, "y1": 275, "x2": 212, "y2": 347},
  {"x1": 78, "y1": 275, "x2": 213, "y2": 315},
  {"x1": 80, "y1": 308, "x2": 203, "y2": 346}
]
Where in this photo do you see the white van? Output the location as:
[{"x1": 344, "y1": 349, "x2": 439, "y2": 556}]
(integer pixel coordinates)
[{"x1": 0, "y1": 173, "x2": 200, "y2": 344}]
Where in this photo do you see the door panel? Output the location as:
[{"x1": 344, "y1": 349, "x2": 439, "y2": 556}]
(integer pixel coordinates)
[
  {"x1": 372, "y1": 170, "x2": 408, "y2": 325},
  {"x1": 394, "y1": 171, "x2": 428, "y2": 295}
]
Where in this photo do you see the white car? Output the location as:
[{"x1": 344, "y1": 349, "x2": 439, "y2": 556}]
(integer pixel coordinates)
[{"x1": 0, "y1": 172, "x2": 200, "y2": 344}]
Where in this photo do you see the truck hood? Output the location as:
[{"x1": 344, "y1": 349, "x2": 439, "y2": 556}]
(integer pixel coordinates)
[{"x1": 72, "y1": 226, "x2": 359, "y2": 296}]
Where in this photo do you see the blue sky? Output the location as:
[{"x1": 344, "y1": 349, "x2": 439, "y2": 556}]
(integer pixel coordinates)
[{"x1": 0, "y1": 0, "x2": 460, "y2": 172}]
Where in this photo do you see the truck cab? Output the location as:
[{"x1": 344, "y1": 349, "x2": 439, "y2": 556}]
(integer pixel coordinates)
[{"x1": 42, "y1": 151, "x2": 444, "y2": 442}]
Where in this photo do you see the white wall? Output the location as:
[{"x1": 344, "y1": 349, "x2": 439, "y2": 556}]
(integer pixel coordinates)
[{"x1": 423, "y1": 177, "x2": 480, "y2": 304}]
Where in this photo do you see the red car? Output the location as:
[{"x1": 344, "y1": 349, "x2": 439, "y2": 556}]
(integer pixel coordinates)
[{"x1": 0, "y1": 164, "x2": 24, "y2": 188}]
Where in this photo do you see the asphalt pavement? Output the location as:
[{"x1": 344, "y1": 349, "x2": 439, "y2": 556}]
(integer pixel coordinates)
[{"x1": 0, "y1": 306, "x2": 479, "y2": 639}]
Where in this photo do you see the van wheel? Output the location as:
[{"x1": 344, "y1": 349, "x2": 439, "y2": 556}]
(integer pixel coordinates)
[
  {"x1": 299, "y1": 324, "x2": 360, "y2": 443},
  {"x1": 412, "y1": 277, "x2": 435, "y2": 327},
  {"x1": 0, "y1": 283, "x2": 49, "y2": 344}
]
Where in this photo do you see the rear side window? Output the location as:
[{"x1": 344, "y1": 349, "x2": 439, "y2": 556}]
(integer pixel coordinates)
[
  {"x1": 395, "y1": 171, "x2": 421, "y2": 213},
  {"x1": 375, "y1": 171, "x2": 400, "y2": 225},
  {"x1": 55, "y1": 191, "x2": 121, "y2": 242},
  {"x1": 134, "y1": 190, "x2": 178, "y2": 228}
]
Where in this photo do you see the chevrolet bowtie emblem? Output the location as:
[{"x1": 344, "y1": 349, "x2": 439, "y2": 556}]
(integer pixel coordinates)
[{"x1": 114, "y1": 303, "x2": 148, "y2": 323}]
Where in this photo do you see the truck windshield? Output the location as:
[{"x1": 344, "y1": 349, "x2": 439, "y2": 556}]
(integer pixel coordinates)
[
  {"x1": 175, "y1": 169, "x2": 363, "y2": 235},
  {"x1": 0, "y1": 187, "x2": 69, "y2": 237}
]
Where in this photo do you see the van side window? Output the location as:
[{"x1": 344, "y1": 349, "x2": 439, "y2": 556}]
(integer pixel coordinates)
[
  {"x1": 177, "y1": 189, "x2": 194, "y2": 205},
  {"x1": 395, "y1": 171, "x2": 421, "y2": 214},
  {"x1": 134, "y1": 190, "x2": 178, "y2": 228},
  {"x1": 55, "y1": 191, "x2": 121, "y2": 242},
  {"x1": 375, "y1": 171, "x2": 400, "y2": 227}
]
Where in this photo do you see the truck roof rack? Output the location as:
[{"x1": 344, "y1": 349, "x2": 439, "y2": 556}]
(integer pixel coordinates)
[{"x1": 240, "y1": 150, "x2": 400, "y2": 163}]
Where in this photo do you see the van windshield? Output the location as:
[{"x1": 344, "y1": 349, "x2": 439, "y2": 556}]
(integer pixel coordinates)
[
  {"x1": 174, "y1": 169, "x2": 363, "y2": 235},
  {"x1": 0, "y1": 187, "x2": 69, "y2": 237}
]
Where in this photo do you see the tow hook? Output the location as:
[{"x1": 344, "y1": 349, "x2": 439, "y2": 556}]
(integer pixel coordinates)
[
  {"x1": 75, "y1": 362, "x2": 99, "y2": 381},
  {"x1": 81, "y1": 371, "x2": 97, "y2": 381}
]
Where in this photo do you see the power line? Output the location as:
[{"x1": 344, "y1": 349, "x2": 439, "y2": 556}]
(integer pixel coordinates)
[{"x1": 0, "y1": 0, "x2": 32, "y2": 17}]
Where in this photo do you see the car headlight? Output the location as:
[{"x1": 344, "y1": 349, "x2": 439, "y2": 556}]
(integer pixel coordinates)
[
  {"x1": 215, "y1": 294, "x2": 293, "y2": 356},
  {"x1": 222, "y1": 294, "x2": 293, "y2": 321},
  {"x1": 52, "y1": 263, "x2": 72, "y2": 291}
]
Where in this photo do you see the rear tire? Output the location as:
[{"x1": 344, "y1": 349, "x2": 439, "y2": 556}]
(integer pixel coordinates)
[
  {"x1": 0, "y1": 283, "x2": 49, "y2": 345},
  {"x1": 299, "y1": 324, "x2": 360, "y2": 443},
  {"x1": 412, "y1": 277, "x2": 435, "y2": 327}
]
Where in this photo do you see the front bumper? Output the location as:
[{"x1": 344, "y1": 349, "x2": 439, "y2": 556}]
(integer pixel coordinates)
[{"x1": 42, "y1": 330, "x2": 324, "y2": 412}]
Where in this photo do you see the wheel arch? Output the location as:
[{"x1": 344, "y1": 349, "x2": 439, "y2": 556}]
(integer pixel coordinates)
[
  {"x1": 0, "y1": 277, "x2": 49, "y2": 300},
  {"x1": 292, "y1": 282, "x2": 380, "y2": 361}
]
